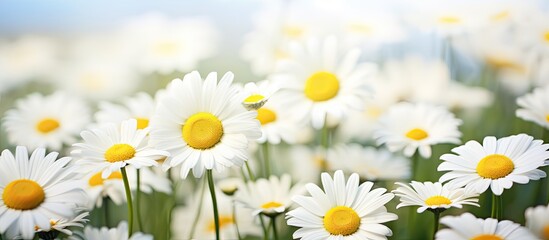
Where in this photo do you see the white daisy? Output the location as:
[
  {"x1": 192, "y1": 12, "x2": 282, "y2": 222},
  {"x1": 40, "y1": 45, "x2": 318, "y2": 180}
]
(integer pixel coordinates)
[
  {"x1": 149, "y1": 71, "x2": 262, "y2": 178},
  {"x1": 436, "y1": 212, "x2": 537, "y2": 240},
  {"x1": 328, "y1": 144, "x2": 411, "y2": 181},
  {"x1": 438, "y1": 134, "x2": 549, "y2": 196},
  {"x1": 286, "y1": 170, "x2": 397, "y2": 240},
  {"x1": 393, "y1": 181, "x2": 479, "y2": 213},
  {"x1": 285, "y1": 145, "x2": 324, "y2": 184},
  {"x1": 3, "y1": 91, "x2": 91, "y2": 151},
  {"x1": 0, "y1": 146, "x2": 87, "y2": 239},
  {"x1": 35, "y1": 212, "x2": 89, "y2": 238},
  {"x1": 374, "y1": 102, "x2": 462, "y2": 158},
  {"x1": 272, "y1": 37, "x2": 374, "y2": 129},
  {"x1": 252, "y1": 94, "x2": 302, "y2": 145},
  {"x1": 80, "y1": 221, "x2": 152, "y2": 240},
  {"x1": 516, "y1": 86, "x2": 549, "y2": 129},
  {"x1": 239, "y1": 80, "x2": 279, "y2": 110},
  {"x1": 95, "y1": 92, "x2": 156, "y2": 130},
  {"x1": 525, "y1": 203, "x2": 549, "y2": 240},
  {"x1": 72, "y1": 119, "x2": 169, "y2": 179},
  {"x1": 236, "y1": 174, "x2": 303, "y2": 217}
]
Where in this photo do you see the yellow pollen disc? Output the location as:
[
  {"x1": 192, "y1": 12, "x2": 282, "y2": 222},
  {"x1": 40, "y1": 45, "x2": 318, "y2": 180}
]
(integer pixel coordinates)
[
  {"x1": 323, "y1": 206, "x2": 361, "y2": 236},
  {"x1": 283, "y1": 26, "x2": 304, "y2": 39},
  {"x1": 542, "y1": 225, "x2": 549, "y2": 240},
  {"x1": 104, "y1": 144, "x2": 136, "y2": 163},
  {"x1": 88, "y1": 171, "x2": 123, "y2": 186},
  {"x1": 424, "y1": 195, "x2": 452, "y2": 206},
  {"x1": 36, "y1": 118, "x2": 60, "y2": 134},
  {"x1": 154, "y1": 41, "x2": 179, "y2": 56},
  {"x1": 244, "y1": 94, "x2": 265, "y2": 104},
  {"x1": 439, "y1": 16, "x2": 461, "y2": 24},
  {"x1": 136, "y1": 118, "x2": 149, "y2": 130},
  {"x1": 182, "y1": 112, "x2": 223, "y2": 149},
  {"x1": 257, "y1": 108, "x2": 277, "y2": 125},
  {"x1": 546, "y1": 114, "x2": 549, "y2": 123},
  {"x1": 405, "y1": 128, "x2": 429, "y2": 141},
  {"x1": 3, "y1": 179, "x2": 45, "y2": 210},
  {"x1": 476, "y1": 154, "x2": 514, "y2": 179},
  {"x1": 304, "y1": 71, "x2": 340, "y2": 102},
  {"x1": 485, "y1": 56, "x2": 526, "y2": 73},
  {"x1": 544, "y1": 32, "x2": 549, "y2": 43},
  {"x1": 491, "y1": 11, "x2": 509, "y2": 21},
  {"x1": 208, "y1": 215, "x2": 234, "y2": 232},
  {"x1": 470, "y1": 234, "x2": 503, "y2": 240},
  {"x1": 261, "y1": 201, "x2": 283, "y2": 209}
]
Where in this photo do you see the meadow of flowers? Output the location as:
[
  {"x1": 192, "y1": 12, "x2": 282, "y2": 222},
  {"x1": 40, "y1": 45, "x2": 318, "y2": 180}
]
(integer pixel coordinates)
[{"x1": 1, "y1": 0, "x2": 549, "y2": 239}]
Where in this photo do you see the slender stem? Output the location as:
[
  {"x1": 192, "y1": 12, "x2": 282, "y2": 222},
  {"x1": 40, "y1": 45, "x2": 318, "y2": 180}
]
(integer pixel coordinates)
[
  {"x1": 245, "y1": 161, "x2": 256, "y2": 181},
  {"x1": 121, "y1": 167, "x2": 134, "y2": 236},
  {"x1": 491, "y1": 193, "x2": 496, "y2": 219},
  {"x1": 498, "y1": 195, "x2": 503, "y2": 220},
  {"x1": 320, "y1": 125, "x2": 330, "y2": 172},
  {"x1": 232, "y1": 201, "x2": 243, "y2": 240},
  {"x1": 259, "y1": 215, "x2": 269, "y2": 240},
  {"x1": 136, "y1": 169, "x2": 144, "y2": 231},
  {"x1": 432, "y1": 211, "x2": 440, "y2": 240},
  {"x1": 206, "y1": 170, "x2": 220, "y2": 240},
  {"x1": 103, "y1": 197, "x2": 110, "y2": 227},
  {"x1": 412, "y1": 153, "x2": 420, "y2": 180},
  {"x1": 270, "y1": 216, "x2": 279, "y2": 240},
  {"x1": 188, "y1": 178, "x2": 207, "y2": 239},
  {"x1": 262, "y1": 143, "x2": 271, "y2": 177}
]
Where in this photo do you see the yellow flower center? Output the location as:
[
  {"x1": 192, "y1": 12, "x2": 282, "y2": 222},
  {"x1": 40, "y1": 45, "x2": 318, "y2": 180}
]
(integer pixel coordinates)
[
  {"x1": 3, "y1": 179, "x2": 45, "y2": 210},
  {"x1": 470, "y1": 234, "x2": 503, "y2": 240},
  {"x1": 424, "y1": 195, "x2": 452, "y2": 206},
  {"x1": 283, "y1": 26, "x2": 304, "y2": 39},
  {"x1": 36, "y1": 118, "x2": 60, "y2": 134},
  {"x1": 257, "y1": 108, "x2": 277, "y2": 125},
  {"x1": 542, "y1": 224, "x2": 549, "y2": 240},
  {"x1": 182, "y1": 112, "x2": 223, "y2": 149},
  {"x1": 244, "y1": 94, "x2": 265, "y2": 104},
  {"x1": 546, "y1": 114, "x2": 549, "y2": 123},
  {"x1": 405, "y1": 128, "x2": 429, "y2": 141},
  {"x1": 261, "y1": 201, "x2": 283, "y2": 209},
  {"x1": 104, "y1": 144, "x2": 136, "y2": 163},
  {"x1": 544, "y1": 32, "x2": 549, "y2": 43},
  {"x1": 136, "y1": 118, "x2": 149, "y2": 130},
  {"x1": 439, "y1": 16, "x2": 461, "y2": 24},
  {"x1": 324, "y1": 206, "x2": 361, "y2": 236},
  {"x1": 88, "y1": 171, "x2": 123, "y2": 186},
  {"x1": 491, "y1": 11, "x2": 509, "y2": 21},
  {"x1": 476, "y1": 154, "x2": 514, "y2": 179},
  {"x1": 154, "y1": 41, "x2": 179, "y2": 56},
  {"x1": 207, "y1": 215, "x2": 234, "y2": 232},
  {"x1": 348, "y1": 23, "x2": 372, "y2": 34},
  {"x1": 304, "y1": 71, "x2": 340, "y2": 102},
  {"x1": 485, "y1": 56, "x2": 526, "y2": 73}
]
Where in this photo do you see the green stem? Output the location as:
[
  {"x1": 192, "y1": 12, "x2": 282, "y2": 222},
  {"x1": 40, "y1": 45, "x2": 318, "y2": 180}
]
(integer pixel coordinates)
[
  {"x1": 320, "y1": 125, "x2": 330, "y2": 173},
  {"x1": 121, "y1": 167, "x2": 134, "y2": 236},
  {"x1": 412, "y1": 153, "x2": 420, "y2": 180},
  {"x1": 233, "y1": 201, "x2": 243, "y2": 240},
  {"x1": 491, "y1": 193, "x2": 502, "y2": 220},
  {"x1": 188, "y1": 178, "x2": 207, "y2": 239},
  {"x1": 103, "y1": 197, "x2": 110, "y2": 227},
  {"x1": 136, "y1": 169, "x2": 144, "y2": 231},
  {"x1": 245, "y1": 161, "x2": 256, "y2": 181},
  {"x1": 432, "y1": 211, "x2": 440, "y2": 240},
  {"x1": 206, "y1": 170, "x2": 220, "y2": 240},
  {"x1": 259, "y1": 215, "x2": 269, "y2": 240},
  {"x1": 262, "y1": 143, "x2": 271, "y2": 177},
  {"x1": 270, "y1": 216, "x2": 279, "y2": 240},
  {"x1": 498, "y1": 195, "x2": 503, "y2": 220}
]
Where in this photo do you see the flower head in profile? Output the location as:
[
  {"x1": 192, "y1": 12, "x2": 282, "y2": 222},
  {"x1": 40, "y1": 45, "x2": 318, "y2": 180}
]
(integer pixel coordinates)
[
  {"x1": 438, "y1": 134, "x2": 549, "y2": 195},
  {"x1": 0, "y1": 146, "x2": 87, "y2": 239},
  {"x1": 374, "y1": 102, "x2": 462, "y2": 158},
  {"x1": 272, "y1": 37, "x2": 373, "y2": 129},
  {"x1": 525, "y1": 203, "x2": 549, "y2": 240},
  {"x1": 95, "y1": 92, "x2": 156, "y2": 130},
  {"x1": 516, "y1": 86, "x2": 549, "y2": 130},
  {"x1": 81, "y1": 221, "x2": 152, "y2": 240},
  {"x1": 72, "y1": 119, "x2": 169, "y2": 178},
  {"x1": 239, "y1": 80, "x2": 279, "y2": 110},
  {"x1": 3, "y1": 92, "x2": 90, "y2": 151},
  {"x1": 393, "y1": 181, "x2": 479, "y2": 213},
  {"x1": 150, "y1": 71, "x2": 261, "y2": 178},
  {"x1": 286, "y1": 170, "x2": 397, "y2": 240},
  {"x1": 35, "y1": 212, "x2": 89, "y2": 238},
  {"x1": 436, "y1": 212, "x2": 537, "y2": 240}
]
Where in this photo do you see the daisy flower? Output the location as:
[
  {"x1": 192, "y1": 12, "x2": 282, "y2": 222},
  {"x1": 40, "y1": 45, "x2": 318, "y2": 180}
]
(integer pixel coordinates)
[
  {"x1": 95, "y1": 92, "x2": 156, "y2": 130},
  {"x1": 35, "y1": 212, "x2": 89, "y2": 238},
  {"x1": 516, "y1": 86, "x2": 549, "y2": 129},
  {"x1": 286, "y1": 170, "x2": 397, "y2": 240},
  {"x1": 438, "y1": 134, "x2": 549, "y2": 196},
  {"x1": 72, "y1": 119, "x2": 169, "y2": 179},
  {"x1": 272, "y1": 37, "x2": 374, "y2": 129},
  {"x1": 3, "y1": 91, "x2": 90, "y2": 151},
  {"x1": 236, "y1": 174, "x2": 303, "y2": 217},
  {"x1": 239, "y1": 80, "x2": 279, "y2": 110},
  {"x1": 393, "y1": 181, "x2": 479, "y2": 213},
  {"x1": 149, "y1": 71, "x2": 261, "y2": 178},
  {"x1": 80, "y1": 221, "x2": 152, "y2": 240},
  {"x1": 0, "y1": 146, "x2": 87, "y2": 239},
  {"x1": 374, "y1": 102, "x2": 462, "y2": 158},
  {"x1": 286, "y1": 146, "x2": 324, "y2": 184},
  {"x1": 251, "y1": 94, "x2": 302, "y2": 145},
  {"x1": 328, "y1": 144, "x2": 411, "y2": 181},
  {"x1": 525, "y1": 203, "x2": 549, "y2": 239},
  {"x1": 436, "y1": 212, "x2": 537, "y2": 240}
]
